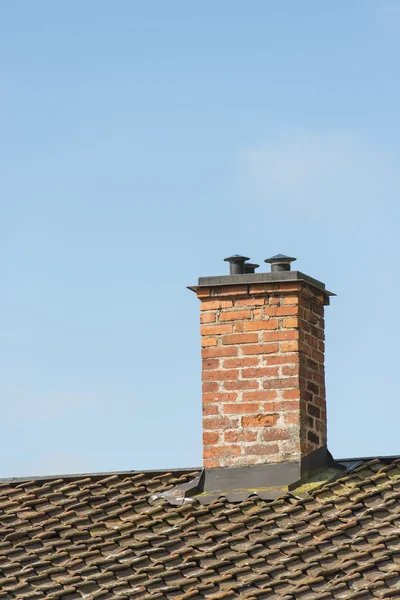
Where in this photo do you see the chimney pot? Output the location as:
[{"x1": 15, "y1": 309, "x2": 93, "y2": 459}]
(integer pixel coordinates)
[
  {"x1": 244, "y1": 262, "x2": 259, "y2": 274},
  {"x1": 265, "y1": 254, "x2": 296, "y2": 272},
  {"x1": 224, "y1": 254, "x2": 250, "y2": 275}
]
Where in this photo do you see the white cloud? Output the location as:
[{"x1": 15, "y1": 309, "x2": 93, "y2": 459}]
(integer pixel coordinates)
[{"x1": 237, "y1": 129, "x2": 397, "y2": 221}]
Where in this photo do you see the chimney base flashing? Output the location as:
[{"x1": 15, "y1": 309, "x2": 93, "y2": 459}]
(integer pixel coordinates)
[{"x1": 156, "y1": 447, "x2": 345, "y2": 506}]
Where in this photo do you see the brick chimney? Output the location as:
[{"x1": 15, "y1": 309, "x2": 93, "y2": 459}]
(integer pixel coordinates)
[{"x1": 190, "y1": 254, "x2": 334, "y2": 490}]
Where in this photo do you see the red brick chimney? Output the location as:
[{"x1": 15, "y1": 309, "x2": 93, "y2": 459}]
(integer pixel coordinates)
[{"x1": 191, "y1": 254, "x2": 333, "y2": 477}]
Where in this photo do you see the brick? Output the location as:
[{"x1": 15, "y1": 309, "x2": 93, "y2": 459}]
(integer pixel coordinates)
[
  {"x1": 253, "y1": 308, "x2": 263, "y2": 319},
  {"x1": 283, "y1": 317, "x2": 299, "y2": 328},
  {"x1": 275, "y1": 306, "x2": 299, "y2": 316},
  {"x1": 235, "y1": 297, "x2": 265, "y2": 307},
  {"x1": 224, "y1": 380, "x2": 259, "y2": 390},
  {"x1": 282, "y1": 341, "x2": 300, "y2": 354},
  {"x1": 242, "y1": 414, "x2": 278, "y2": 427},
  {"x1": 202, "y1": 359, "x2": 219, "y2": 370},
  {"x1": 262, "y1": 428, "x2": 290, "y2": 442},
  {"x1": 263, "y1": 377, "x2": 298, "y2": 389},
  {"x1": 202, "y1": 382, "x2": 218, "y2": 393},
  {"x1": 243, "y1": 443, "x2": 279, "y2": 456},
  {"x1": 241, "y1": 367, "x2": 279, "y2": 379},
  {"x1": 202, "y1": 404, "x2": 219, "y2": 415},
  {"x1": 262, "y1": 354, "x2": 299, "y2": 365},
  {"x1": 262, "y1": 330, "x2": 299, "y2": 342},
  {"x1": 201, "y1": 300, "x2": 233, "y2": 310},
  {"x1": 196, "y1": 287, "x2": 211, "y2": 298},
  {"x1": 202, "y1": 369, "x2": 239, "y2": 381},
  {"x1": 202, "y1": 392, "x2": 237, "y2": 403},
  {"x1": 234, "y1": 321, "x2": 245, "y2": 332},
  {"x1": 203, "y1": 416, "x2": 239, "y2": 430},
  {"x1": 201, "y1": 337, "x2": 218, "y2": 347},
  {"x1": 222, "y1": 333, "x2": 258, "y2": 345},
  {"x1": 244, "y1": 320, "x2": 279, "y2": 331},
  {"x1": 268, "y1": 297, "x2": 280, "y2": 305},
  {"x1": 222, "y1": 357, "x2": 259, "y2": 368},
  {"x1": 201, "y1": 324, "x2": 233, "y2": 336},
  {"x1": 282, "y1": 389, "x2": 301, "y2": 400},
  {"x1": 263, "y1": 400, "x2": 300, "y2": 411},
  {"x1": 202, "y1": 346, "x2": 237, "y2": 358},
  {"x1": 203, "y1": 459, "x2": 219, "y2": 468},
  {"x1": 203, "y1": 431, "x2": 219, "y2": 445},
  {"x1": 281, "y1": 365, "x2": 299, "y2": 376},
  {"x1": 216, "y1": 285, "x2": 249, "y2": 297},
  {"x1": 242, "y1": 343, "x2": 279, "y2": 355},
  {"x1": 219, "y1": 310, "x2": 251, "y2": 321},
  {"x1": 200, "y1": 312, "x2": 216, "y2": 324},
  {"x1": 243, "y1": 391, "x2": 277, "y2": 402},
  {"x1": 203, "y1": 445, "x2": 241, "y2": 459},
  {"x1": 283, "y1": 296, "x2": 299, "y2": 305},
  {"x1": 224, "y1": 430, "x2": 258, "y2": 443},
  {"x1": 284, "y1": 413, "x2": 299, "y2": 424},
  {"x1": 223, "y1": 403, "x2": 259, "y2": 414}
]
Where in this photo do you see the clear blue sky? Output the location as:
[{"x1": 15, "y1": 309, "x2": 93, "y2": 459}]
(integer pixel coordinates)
[{"x1": 1, "y1": 1, "x2": 400, "y2": 477}]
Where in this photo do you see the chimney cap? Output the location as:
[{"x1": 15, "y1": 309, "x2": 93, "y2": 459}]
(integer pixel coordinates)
[
  {"x1": 265, "y1": 254, "x2": 297, "y2": 272},
  {"x1": 224, "y1": 254, "x2": 250, "y2": 263}
]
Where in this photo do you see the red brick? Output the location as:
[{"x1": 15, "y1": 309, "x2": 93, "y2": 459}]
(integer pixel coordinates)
[
  {"x1": 283, "y1": 389, "x2": 300, "y2": 400},
  {"x1": 224, "y1": 430, "x2": 257, "y2": 443},
  {"x1": 281, "y1": 365, "x2": 299, "y2": 376},
  {"x1": 263, "y1": 377, "x2": 298, "y2": 389},
  {"x1": 283, "y1": 296, "x2": 299, "y2": 305},
  {"x1": 200, "y1": 299, "x2": 233, "y2": 310},
  {"x1": 234, "y1": 321, "x2": 245, "y2": 332},
  {"x1": 201, "y1": 324, "x2": 233, "y2": 336},
  {"x1": 222, "y1": 357, "x2": 259, "y2": 368},
  {"x1": 216, "y1": 285, "x2": 249, "y2": 297},
  {"x1": 273, "y1": 306, "x2": 299, "y2": 316},
  {"x1": 235, "y1": 297, "x2": 265, "y2": 307},
  {"x1": 204, "y1": 458, "x2": 219, "y2": 468},
  {"x1": 244, "y1": 320, "x2": 279, "y2": 332},
  {"x1": 201, "y1": 337, "x2": 218, "y2": 347},
  {"x1": 268, "y1": 400, "x2": 300, "y2": 411},
  {"x1": 242, "y1": 343, "x2": 279, "y2": 355},
  {"x1": 243, "y1": 391, "x2": 277, "y2": 402},
  {"x1": 224, "y1": 380, "x2": 259, "y2": 390},
  {"x1": 262, "y1": 354, "x2": 299, "y2": 365},
  {"x1": 202, "y1": 382, "x2": 219, "y2": 393},
  {"x1": 203, "y1": 431, "x2": 220, "y2": 445},
  {"x1": 202, "y1": 369, "x2": 239, "y2": 381},
  {"x1": 203, "y1": 445, "x2": 241, "y2": 459},
  {"x1": 281, "y1": 341, "x2": 299, "y2": 352},
  {"x1": 284, "y1": 413, "x2": 299, "y2": 424},
  {"x1": 262, "y1": 428, "x2": 290, "y2": 442},
  {"x1": 196, "y1": 287, "x2": 211, "y2": 298},
  {"x1": 241, "y1": 367, "x2": 279, "y2": 379},
  {"x1": 262, "y1": 330, "x2": 299, "y2": 342},
  {"x1": 243, "y1": 443, "x2": 279, "y2": 456},
  {"x1": 202, "y1": 346, "x2": 237, "y2": 358},
  {"x1": 202, "y1": 392, "x2": 237, "y2": 403},
  {"x1": 283, "y1": 317, "x2": 299, "y2": 328},
  {"x1": 223, "y1": 403, "x2": 259, "y2": 414},
  {"x1": 203, "y1": 416, "x2": 239, "y2": 430},
  {"x1": 200, "y1": 312, "x2": 216, "y2": 324},
  {"x1": 202, "y1": 359, "x2": 219, "y2": 371},
  {"x1": 219, "y1": 310, "x2": 251, "y2": 321},
  {"x1": 202, "y1": 404, "x2": 219, "y2": 415},
  {"x1": 242, "y1": 414, "x2": 278, "y2": 427},
  {"x1": 222, "y1": 333, "x2": 258, "y2": 345}
]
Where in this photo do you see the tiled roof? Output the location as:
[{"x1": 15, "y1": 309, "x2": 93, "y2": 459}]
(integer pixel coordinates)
[{"x1": 1, "y1": 459, "x2": 400, "y2": 599}]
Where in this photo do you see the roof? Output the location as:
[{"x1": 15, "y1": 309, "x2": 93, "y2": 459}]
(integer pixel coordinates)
[{"x1": 1, "y1": 459, "x2": 400, "y2": 599}]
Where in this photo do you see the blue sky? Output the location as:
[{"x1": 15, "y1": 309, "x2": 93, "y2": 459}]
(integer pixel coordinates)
[{"x1": 1, "y1": 1, "x2": 400, "y2": 477}]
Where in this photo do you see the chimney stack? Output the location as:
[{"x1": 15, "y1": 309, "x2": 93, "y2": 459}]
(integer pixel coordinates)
[{"x1": 190, "y1": 255, "x2": 334, "y2": 491}]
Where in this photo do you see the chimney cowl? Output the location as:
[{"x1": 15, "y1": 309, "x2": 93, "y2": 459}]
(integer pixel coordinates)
[
  {"x1": 265, "y1": 254, "x2": 296, "y2": 272},
  {"x1": 223, "y1": 254, "x2": 250, "y2": 275}
]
